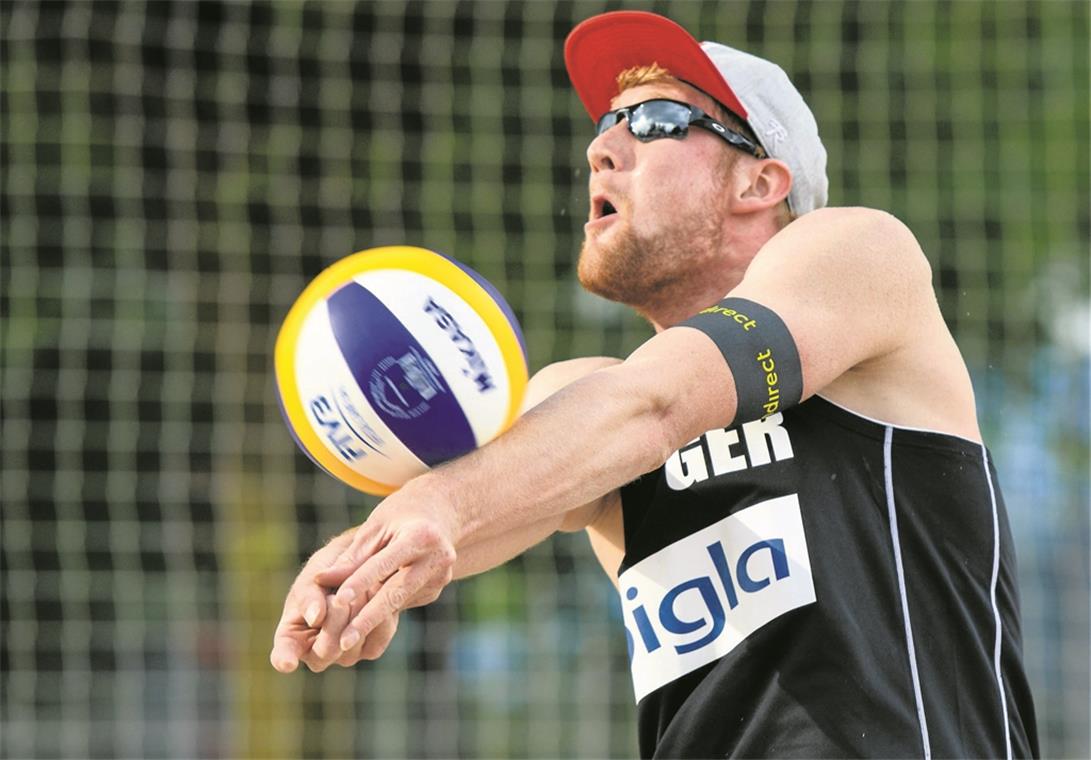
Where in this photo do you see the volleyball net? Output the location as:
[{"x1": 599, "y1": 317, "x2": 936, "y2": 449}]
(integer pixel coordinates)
[{"x1": 2, "y1": 1, "x2": 1088, "y2": 757}]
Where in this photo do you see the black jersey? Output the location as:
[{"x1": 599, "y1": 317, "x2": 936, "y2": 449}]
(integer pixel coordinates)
[{"x1": 618, "y1": 395, "x2": 1038, "y2": 758}]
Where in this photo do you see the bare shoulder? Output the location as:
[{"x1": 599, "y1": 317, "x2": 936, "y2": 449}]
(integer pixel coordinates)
[
  {"x1": 731, "y1": 206, "x2": 936, "y2": 394},
  {"x1": 777, "y1": 205, "x2": 919, "y2": 240},
  {"x1": 740, "y1": 206, "x2": 935, "y2": 355},
  {"x1": 781, "y1": 205, "x2": 913, "y2": 230},
  {"x1": 753, "y1": 206, "x2": 932, "y2": 288},
  {"x1": 735, "y1": 206, "x2": 981, "y2": 440}
]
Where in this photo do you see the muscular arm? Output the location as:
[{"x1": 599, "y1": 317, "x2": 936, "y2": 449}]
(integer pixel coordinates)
[
  {"x1": 360, "y1": 357, "x2": 625, "y2": 583},
  {"x1": 270, "y1": 357, "x2": 624, "y2": 673},
  {"x1": 432, "y1": 208, "x2": 932, "y2": 549},
  {"x1": 322, "y1": 208, "x2": 936, "y2": 638}
]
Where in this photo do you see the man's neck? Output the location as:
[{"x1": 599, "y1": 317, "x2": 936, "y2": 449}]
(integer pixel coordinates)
[
  {"x1": 645, "y1": 274, "x2": 743, "y2": 332},
  {"x1": 643, "y1": 224, "x2": 776, "y2": 332}
]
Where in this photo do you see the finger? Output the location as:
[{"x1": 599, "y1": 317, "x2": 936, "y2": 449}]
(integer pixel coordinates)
[
  {"x1": 314, "y1": 526, "x2": 386, "y2": 588},
  {"x1": 335, "y1": 641, "x2": 365, "y2": 668},
  {"x1": 271, "y1": 529, "x2": 362, "y2": 673},
  {"x1": 332, "y1": 533, "x2": 429, "y2": 608},
  {"x1": 271, "y1": 619, "x2": 318, "y2": 674},
  {"x1": 303, "y1": 529, "x2": 354, "y2": 572},
  {"x1": 271, "y1": 587, "x2": 327, "y2": 672},
  {"x1": 297, "y1": 529, "x2": 356, "y2": 591},
  {"x1": 308, "y1": 591, "x2": 354, "y2": 671},
  {"x1": 358, "y1": 612, "x2": 399, "y2": 660},
  {"x1": 271, "y1": 635, "x2": 302, "y2": 673},
  {"x1": 403, "y1": 564, "x2": 454, "y2": 609},
  {"x1": 334, "y1": 616, "x2": 397, "y2": 667},
  {"x1": 295, "y1": 582, "x2": 329, "y2": 629},
  {"x1": 341, "y1": 564, "x2": 430, "y2": 649},
  {"x1": 335, "y1": 613, "x2": 399, "y2": 667}
]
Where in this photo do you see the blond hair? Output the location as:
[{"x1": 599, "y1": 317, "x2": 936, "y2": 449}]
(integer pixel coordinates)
[{"x1": 615, "y1": 62, "x2": 674, "y2": 92}]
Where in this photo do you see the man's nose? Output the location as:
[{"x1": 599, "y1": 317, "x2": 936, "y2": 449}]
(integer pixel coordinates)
[{"x1": 586, "y1": 122, "x2": 629, "y2": 173}]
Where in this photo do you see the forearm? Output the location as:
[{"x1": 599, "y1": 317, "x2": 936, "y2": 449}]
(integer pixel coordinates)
[
  {"x1": 452, "y1": 513, "x2": 563, "y2": 579},
  {"x1": 419, "y1": 358, "x2": 628, "y2": 581},
  {"x1": 418, "y1": 364, "x2": 675, "y2": 548}
]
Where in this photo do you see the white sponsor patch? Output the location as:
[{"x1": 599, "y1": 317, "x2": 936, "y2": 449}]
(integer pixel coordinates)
[{"x1": 618, "y1": 494, "x2": 816, "y2": 702}]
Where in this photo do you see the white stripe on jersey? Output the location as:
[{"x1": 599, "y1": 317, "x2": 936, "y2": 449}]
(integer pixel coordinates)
[
  {"x1": 884, "y1": 426, "x2": 932, "y2": 759},
  {"x1": 982, "y1": 444, "x2": 1013, "y2": 760}
]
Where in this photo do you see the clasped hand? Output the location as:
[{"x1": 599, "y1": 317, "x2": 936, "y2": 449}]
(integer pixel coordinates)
[{"x1": 270, "y1": 482, "x2": 459, "y2": 673}]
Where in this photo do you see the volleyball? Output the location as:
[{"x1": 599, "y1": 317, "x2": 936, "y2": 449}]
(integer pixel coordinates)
[{"x1": 274, "y1": 246, "x2": 528, "y2": 496}]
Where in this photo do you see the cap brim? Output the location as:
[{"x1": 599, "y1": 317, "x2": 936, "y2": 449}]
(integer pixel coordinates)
[{"x1": 564, "y1": 11, "x2": 748, "y2": 123}]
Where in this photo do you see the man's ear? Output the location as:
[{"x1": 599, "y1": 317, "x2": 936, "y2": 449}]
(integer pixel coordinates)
[{"x1": 732, "y1": 159, "x2": 793, "y2": 215}]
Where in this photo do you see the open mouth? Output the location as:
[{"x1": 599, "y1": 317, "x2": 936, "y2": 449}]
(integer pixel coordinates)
[{"x1": 592, "y1": 196, "x2": 619, "y2": 220}]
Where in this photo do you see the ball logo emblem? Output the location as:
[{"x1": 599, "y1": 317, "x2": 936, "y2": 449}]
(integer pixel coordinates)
[{"x1": 368, "y1": 348, "x2": 444, "y2": 420}]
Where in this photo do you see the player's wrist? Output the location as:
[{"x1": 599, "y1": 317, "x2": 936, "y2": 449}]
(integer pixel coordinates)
[{"x1": 397, "y1": 471, "x2": 466, "y2": 546}]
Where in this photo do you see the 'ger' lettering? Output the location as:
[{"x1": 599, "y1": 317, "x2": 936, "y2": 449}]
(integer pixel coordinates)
[{"x1": 665, "y1": 413, "x2": 794, "y2": 490}]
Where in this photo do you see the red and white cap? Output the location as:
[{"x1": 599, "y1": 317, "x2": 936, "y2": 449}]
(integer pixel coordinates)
[{"x1": 565, "y1": 11, "x2": 828, "y2": 215}]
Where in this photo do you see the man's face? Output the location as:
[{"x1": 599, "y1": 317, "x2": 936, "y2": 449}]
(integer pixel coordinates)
[{"x1": 577, "y1": 81, "x2": 739, "y2": 311}]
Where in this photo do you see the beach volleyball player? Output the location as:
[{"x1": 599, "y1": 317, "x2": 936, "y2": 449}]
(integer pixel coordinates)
[{"x1": 271, "y1": 11, "x2": 1038, "y2": 757}]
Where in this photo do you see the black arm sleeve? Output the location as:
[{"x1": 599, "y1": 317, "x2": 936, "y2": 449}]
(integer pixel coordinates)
[{"x1": 678, "y1": 297, "x2": 803, "y2": 428}]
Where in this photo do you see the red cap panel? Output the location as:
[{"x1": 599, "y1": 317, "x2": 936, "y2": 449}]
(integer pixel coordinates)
[{"x1": 564, "y1": 11, "x2": 748, "y2": 122}]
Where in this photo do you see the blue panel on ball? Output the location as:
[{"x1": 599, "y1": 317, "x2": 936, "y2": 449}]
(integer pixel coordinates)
[{"x1": 327, "y1": 281, "x2": 477, "y2": 466}]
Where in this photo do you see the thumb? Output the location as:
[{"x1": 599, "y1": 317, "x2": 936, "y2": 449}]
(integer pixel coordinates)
[
  {"x1": 289, "y1": 580, "x2": 328, "y2": 629},
  {"x1": 270, "y1": 630, "x2": 306, "y2": 673},
  {"x1": 271, "y1": 595, "x2": 322, "y2": 673}
]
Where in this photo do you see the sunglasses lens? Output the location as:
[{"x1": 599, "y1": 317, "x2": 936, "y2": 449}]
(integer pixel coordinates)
[
  {"x1": 594, "y1": 101, "x2": 694, "y2": 140},
  {"x1": 627, "y1": 101, "x2": 692, "y2": 140},
  {"x1": 595, "y1": 111, "x2": 621, "y2": 136},
  {"x1": 592, "y1": 99, "x2": 763, "y2": 159}
]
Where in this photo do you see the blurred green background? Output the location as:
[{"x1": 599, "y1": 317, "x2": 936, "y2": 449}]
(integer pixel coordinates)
[{"x1": 2, "y1": 1, "x2": 1088, "y2": 758}]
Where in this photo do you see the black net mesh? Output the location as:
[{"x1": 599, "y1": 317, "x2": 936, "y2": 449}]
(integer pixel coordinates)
[{"x1": 2, "y1": 1, "x2": 1088, "y2": 757}]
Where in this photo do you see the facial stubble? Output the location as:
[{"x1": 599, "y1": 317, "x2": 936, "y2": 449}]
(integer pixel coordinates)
[{"x1": 577, "y1": 203, "x2": 727, "y2": 321}]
